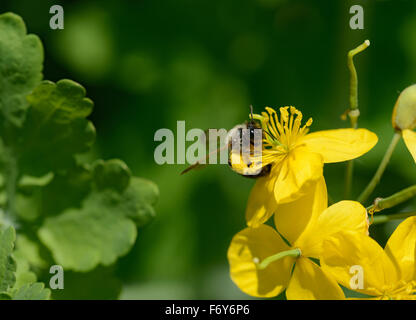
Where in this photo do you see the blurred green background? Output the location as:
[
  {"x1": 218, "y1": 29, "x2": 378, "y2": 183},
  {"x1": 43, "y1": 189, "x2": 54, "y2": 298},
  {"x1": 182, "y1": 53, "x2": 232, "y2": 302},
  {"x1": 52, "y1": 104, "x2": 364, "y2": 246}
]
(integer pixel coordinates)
[{"x1": 2, "y1": 0, "x2": 416, "y2": 299}]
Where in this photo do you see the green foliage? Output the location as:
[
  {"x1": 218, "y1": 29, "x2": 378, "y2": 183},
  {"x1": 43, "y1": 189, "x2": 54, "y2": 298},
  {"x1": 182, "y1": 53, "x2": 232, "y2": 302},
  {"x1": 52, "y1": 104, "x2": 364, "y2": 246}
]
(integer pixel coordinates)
[
  {"x1": 38, "y1": 160, "x2": 158, "y2": 271},
  {"x1": 0, "y1": 227, "x2": 16, "y2": 292},
  {"x1": 0, "y1": 12, "x2": 158, "y2": 299},
  {"x1": 19, "y1": 79, "x2": 96, "y2": 174},
  {"x1": 0, "y1": 227, "x2": 50, "y2": 300},
  {"x1": 0, "y1": 12, "x2": 43, "y2": 129},
  {"x1": 12, "y1": 282, "x2": 50, "y2": 300}
]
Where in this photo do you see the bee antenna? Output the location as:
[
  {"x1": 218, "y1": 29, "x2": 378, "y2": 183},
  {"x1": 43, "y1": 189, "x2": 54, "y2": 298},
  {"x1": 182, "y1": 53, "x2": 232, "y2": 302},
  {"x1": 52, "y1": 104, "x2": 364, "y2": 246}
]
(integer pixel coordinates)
[{"x1": 250, "y1": 105, "x2": 254, "y2": 121}]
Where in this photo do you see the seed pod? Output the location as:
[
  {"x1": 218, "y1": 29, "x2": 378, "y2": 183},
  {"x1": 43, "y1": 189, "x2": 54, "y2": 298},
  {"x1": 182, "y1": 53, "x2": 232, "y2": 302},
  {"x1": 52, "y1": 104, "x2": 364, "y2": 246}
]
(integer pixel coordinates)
[{"x1": 392, "y1": 84, "x2": 416, "y2": 131}]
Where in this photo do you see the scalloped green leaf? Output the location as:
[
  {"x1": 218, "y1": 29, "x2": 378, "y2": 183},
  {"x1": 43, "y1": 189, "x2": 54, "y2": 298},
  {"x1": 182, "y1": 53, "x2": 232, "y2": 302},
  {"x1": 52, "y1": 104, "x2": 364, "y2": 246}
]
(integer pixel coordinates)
[
  {"x1": 0, "y1": 227, "x2": 16, "y2": 292},
  {"x1": 0, "y1": 12, "x2": 43, "y2": 129},
  {"x1": 0, "y1": 13, "x2": 158, "y2": 298},
  {"x1": 18, "y1": 79, "x2": 96, "y2": 175},
  {"x1": 21, "y1": 164, "x2": 93, "y2": 221},
  {"x1": 93, "y1": 159, "x2": 131, "y2": 192},
  {"x1": 27, "y1": 79, "x2": 93, "y2": 124},
  {"x1": 0, "y1": 226, "x2": 49, "y2": 300},
  {"x1": 38, "y1": 202, "x2": 137, "y2": 272},
  {"x1": 116, "y1": 177, "x2": 158, "y2": 227},
  {"x1": 11, "y1": 282, "x2": 50, "y2": 300},
  {"x1": 38, "y1": 159, "x2": 158, "y2": 271},
  {"x1": 12, "y1": 253, "x2": 37, "y2": 289},
  {"x1": 89, "y1": 160, "x2": 158, "y2": 228},
  {"x1": 14, "y1": 235, "x2": 47, "y2": 270}
]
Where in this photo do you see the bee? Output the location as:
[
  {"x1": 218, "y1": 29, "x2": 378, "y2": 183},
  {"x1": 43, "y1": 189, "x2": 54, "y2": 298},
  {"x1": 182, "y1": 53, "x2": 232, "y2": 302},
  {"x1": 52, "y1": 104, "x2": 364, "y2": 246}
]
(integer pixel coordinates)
[{"x1": 181, "y1": 106, "x2": 271, "y2": 178}]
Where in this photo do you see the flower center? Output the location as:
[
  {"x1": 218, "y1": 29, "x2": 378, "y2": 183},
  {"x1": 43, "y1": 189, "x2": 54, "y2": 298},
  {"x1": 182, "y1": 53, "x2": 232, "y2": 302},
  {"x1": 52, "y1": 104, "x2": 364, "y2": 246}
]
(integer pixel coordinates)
[
  {"x1": 254, "y1": 106, "x2": 313, "y2": 165},
  {"x1": 381, "y1": 281, "x2": 416, "y2": 299}
]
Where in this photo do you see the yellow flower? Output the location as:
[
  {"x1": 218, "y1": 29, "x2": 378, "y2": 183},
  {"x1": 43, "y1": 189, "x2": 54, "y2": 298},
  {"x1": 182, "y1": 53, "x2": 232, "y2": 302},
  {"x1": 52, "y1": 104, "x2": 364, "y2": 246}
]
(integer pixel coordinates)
[
  {"x1": 321, "y1": 216, "x2": 416, "y2": 300},
  {"x1": 403, "y1": 130, "x2": 416, "y2": 162},
  {"x1": 246, "y1": 106, "x2": 377, "y2": 227},
  {"x1": 228, "y1": 179, "x2": 369, "y2": 299}
]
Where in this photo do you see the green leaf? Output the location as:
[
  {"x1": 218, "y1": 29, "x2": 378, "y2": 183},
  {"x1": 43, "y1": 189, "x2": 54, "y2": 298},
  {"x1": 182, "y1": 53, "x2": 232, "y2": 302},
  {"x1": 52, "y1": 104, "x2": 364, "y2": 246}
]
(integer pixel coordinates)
[
  {"x1": 0, "y1": 226, "x2": 49, "y2": 300},
  {"x1": 11, "y1": 282, "x2": 50, "y2": 300},
  {"x1": 38, "y1": 159, "x2": 158, "y2": 271},
  {"x1": 0, "y1": 13, "x2": 159, "y2": 298},
  {"x1": 0, "y1": 12, "x2": 43, "y2": 129},
  {"x1": 12, "y1": 253, "x2": 37, "y2": 289},
  {"x1": 112, "y1": 177, "x2": 159, "y2": 228},
  {"x1": 93, "y1": 159, "x2": 131, "y2": 192},
  {"x1": 38, "y1": 200, "x2": 137, "y2": 272},
  {"x1": 0, "y1": 292, "x2": 12, "y2": 300},
  {"x1": 14, "y1": 235, "x2": 48, "y2": 270},
  {"x1": 13, "y1": 234, "x2": 48, "y2": 289},
  {"x1": 26, "y1": 164, "x2": 93, "y2": 220},
  {"x1": 0, "y1": 227, "x2": 16, "y2": 292},
  {"x1": 27, "y1": 79, "x2": 93, "y2": 123},
  {"x1": 18, "y1": 79, "x2": 96, "y2": 175},
  {"x1": 93, "y1": 159, "x2": 159, "y2": 227}
]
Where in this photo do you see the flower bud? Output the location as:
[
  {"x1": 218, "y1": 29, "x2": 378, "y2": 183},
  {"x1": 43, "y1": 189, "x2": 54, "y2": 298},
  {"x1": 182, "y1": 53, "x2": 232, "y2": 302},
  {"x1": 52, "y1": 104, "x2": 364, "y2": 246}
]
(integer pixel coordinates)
[{"x1": 392, "y1": 84, "x2": 416, "y2": 131}]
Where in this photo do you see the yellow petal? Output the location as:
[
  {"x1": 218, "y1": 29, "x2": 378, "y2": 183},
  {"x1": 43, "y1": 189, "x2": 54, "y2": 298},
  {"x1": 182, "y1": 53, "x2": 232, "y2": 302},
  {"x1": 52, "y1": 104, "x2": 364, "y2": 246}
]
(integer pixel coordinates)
[
  {"x1": 273, "y1": 147, "x2": 323, "y2": 204},
  {"x1": 227, "y1": 225, "x2": 294, "y2": 297},
  {"x1": 286, "y1": 257, "x2": 345, "y2": 300},
  {"x1": 384, "y1": 216, "x2": 416, "y2": 283},
  {"x1": 295, "y1": 200, "x2": 368, "y2": 258},
  {"x1": 245, "y1": 167, "x2": 279, "y2": 227},
  {"x1": 321, "y1": 232, "x2": 400, "y2": 297},
  {"x1": 403, "y1": 129, "x2": 416, "y2": 163},
  {"x1": 301, "y1": 128, "x2": 378, "y2": 163},
  {"x1": 274, "y1": 177, "x2": 327, "y2": 246}
]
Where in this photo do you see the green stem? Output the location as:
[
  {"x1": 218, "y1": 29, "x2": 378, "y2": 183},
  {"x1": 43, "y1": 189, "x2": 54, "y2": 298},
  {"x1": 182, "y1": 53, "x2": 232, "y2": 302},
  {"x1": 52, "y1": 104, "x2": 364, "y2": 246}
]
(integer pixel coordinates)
[
  {"x1": 366, "y1": 184, "x2": 416, "y2": 213},
  {"x1": 347, "y1": 40, "x2": 370, "y2": 124},
  {"x1": 345, "y1": 160, "x2": 354, "y2": 199},
  {"x1": 372, "y1": 211, "x2": 416, "y2": 225},
  {"x1": 256, "y1": 248, "x2": 301, "y2": 270},
  {"x1": 344, "y1": 40, "x2": 370, "y2": 199},
  {"x1": 357, "y1": 132, "x2": 402, "y2": 204}
]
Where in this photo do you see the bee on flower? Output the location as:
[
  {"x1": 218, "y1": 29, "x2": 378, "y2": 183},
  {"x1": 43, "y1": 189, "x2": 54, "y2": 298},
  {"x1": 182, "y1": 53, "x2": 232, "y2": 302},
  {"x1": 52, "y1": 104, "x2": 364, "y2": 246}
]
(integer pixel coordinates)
[{"x1": 245, "y1": 106, "x2": 377, "y2": 227}]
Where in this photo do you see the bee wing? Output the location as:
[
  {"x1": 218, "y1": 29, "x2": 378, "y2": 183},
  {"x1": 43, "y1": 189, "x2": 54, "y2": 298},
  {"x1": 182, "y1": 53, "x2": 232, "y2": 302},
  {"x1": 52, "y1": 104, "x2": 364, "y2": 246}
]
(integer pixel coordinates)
[
  {"x1": 181, "y1": 129, "x2": 230, "y2": 175},
  {"x1": 180, "y1": 143, "x2": 229, "y2": 175},
  {"x1": 180, "y1": 162, "x2": 208, "y2": 175}
]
